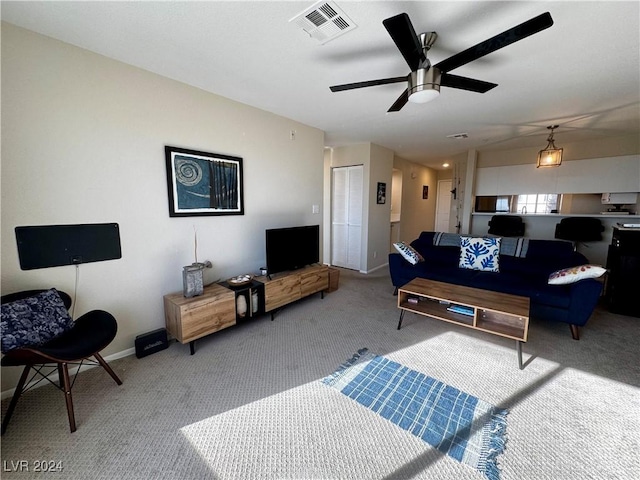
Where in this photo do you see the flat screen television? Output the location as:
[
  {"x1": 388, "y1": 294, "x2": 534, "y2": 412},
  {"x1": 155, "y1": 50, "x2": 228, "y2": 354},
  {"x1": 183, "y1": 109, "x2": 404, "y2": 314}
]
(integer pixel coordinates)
[{"x1": 266, "y1": 225, "x2": 319, "y2": 275}]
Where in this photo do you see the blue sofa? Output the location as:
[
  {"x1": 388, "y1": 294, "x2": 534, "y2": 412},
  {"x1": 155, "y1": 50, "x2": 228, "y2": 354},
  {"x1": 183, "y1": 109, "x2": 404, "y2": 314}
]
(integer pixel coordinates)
[{"x1": 389, "y1": 232, "x2": 603, "y2": 339}]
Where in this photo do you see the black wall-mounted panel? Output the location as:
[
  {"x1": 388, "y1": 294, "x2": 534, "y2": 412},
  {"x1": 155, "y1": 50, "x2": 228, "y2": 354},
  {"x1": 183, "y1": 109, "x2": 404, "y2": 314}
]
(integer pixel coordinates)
[{"x1": 15, "y1": 223, "x2": 122, "y2": 270}]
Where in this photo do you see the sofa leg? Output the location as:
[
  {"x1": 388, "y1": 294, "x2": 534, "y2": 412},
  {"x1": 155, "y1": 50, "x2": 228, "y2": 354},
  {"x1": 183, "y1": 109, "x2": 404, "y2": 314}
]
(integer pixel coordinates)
[
  {"x1": 393, "y1": 287, "x2": 398, "y2": 296},
  {"x1": 569, "y1": 324, "x2": 580, "y2": 340}
]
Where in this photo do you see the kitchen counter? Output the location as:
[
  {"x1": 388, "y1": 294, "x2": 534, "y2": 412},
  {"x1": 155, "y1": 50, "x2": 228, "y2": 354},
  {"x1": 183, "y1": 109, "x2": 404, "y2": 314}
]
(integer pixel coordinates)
[
  {"x1": 470, "y1": 213, "x2": 639, "y2": 266},
  {"x1": 472, "y1": 212, "x2": 639, "y2": 218}
]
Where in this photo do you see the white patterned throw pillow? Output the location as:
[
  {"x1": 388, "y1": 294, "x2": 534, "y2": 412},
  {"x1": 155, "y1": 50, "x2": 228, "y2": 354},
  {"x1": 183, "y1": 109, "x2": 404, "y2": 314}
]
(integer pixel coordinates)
[
  {"x1": 459, "y1": 236, "x2": 501, "y2": 272},
  {"x1": 393, "y1": 242, "x2": 424, "y2": 265},
  {"x1": 548, "y1": 264, "x2": 606, "y2": 285}
]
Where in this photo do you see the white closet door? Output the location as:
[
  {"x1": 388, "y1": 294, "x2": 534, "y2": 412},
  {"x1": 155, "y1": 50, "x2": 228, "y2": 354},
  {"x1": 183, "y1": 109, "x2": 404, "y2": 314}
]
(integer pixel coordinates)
[
  {"x1": 435, "y1": 179, "x2": 452, "y2": 232},
  {"x1": 345, "y1": 166, "x2": 362, "y2": 270},
  {"x1": 332, "y1": 165, "x2": 363, "y2": 270},
  {"x1": 331, "y1": 167, "x2": 349, "y2": 267}
]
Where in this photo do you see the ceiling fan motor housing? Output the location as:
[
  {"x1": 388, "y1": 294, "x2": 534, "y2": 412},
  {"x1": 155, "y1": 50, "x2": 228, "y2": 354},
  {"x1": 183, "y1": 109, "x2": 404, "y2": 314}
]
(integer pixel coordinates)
[{"x1": 409, "y1": 67, "x2": 441, "y2": 102}]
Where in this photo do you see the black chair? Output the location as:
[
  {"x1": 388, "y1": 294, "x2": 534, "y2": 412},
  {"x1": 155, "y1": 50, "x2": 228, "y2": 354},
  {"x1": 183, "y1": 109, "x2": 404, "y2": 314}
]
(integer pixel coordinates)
[
  {"x1": 488, "y1": 215, "x2": 525, "y2": 237},
  {"x1": 555, "y1": 217, "x2": 604, "y2": 243},
  {"x1": 1, "y1": 289, "x2": 122, "y2": 434}
]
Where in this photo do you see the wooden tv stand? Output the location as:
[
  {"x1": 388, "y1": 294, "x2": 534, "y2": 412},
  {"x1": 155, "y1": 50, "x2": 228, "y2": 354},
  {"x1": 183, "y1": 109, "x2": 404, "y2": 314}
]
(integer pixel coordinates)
[
  {"x1": 256, "y1": 264, "x2": 329, "y2": 319},
  {"x1": 164, "y1": 264, "x2": 329, "y2": 354},
  {"x1": 397, "y1": 278, "x2": 530, "y2": 369}
]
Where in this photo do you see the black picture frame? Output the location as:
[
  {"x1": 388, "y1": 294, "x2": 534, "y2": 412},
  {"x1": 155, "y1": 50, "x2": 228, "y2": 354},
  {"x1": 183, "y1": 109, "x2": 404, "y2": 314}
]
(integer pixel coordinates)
[
  {"x1": 165, "y1": 146, "x2": 244, "y2": 217},
  {"x1": 377, "y1": 182, "x2": 386, "y2": 204},
  {"x1": 423, "y1": 185, "x2": 429, "y2": 200}
]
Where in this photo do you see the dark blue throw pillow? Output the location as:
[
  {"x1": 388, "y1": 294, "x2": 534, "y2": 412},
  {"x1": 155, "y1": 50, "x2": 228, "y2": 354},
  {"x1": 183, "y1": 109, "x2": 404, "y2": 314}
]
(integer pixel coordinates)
[{"x1": 1, "y1": 289, "x2": 74, "y2": 353}]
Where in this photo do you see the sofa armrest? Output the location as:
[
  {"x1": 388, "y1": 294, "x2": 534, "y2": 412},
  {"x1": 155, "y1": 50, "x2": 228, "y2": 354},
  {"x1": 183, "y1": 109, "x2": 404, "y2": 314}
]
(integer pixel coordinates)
[
  {"x1": 566, "y1": 279, "x2": 603, "y2": 326},
  {"x1": 389, "y1": 253, "x2": 414, "y2": 288}
]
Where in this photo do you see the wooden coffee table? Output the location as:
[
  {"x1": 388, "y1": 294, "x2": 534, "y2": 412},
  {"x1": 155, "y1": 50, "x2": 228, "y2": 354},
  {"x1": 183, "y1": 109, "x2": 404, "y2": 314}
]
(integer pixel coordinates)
[{"x1": 397, "y1": 278, "x2": 530, "y2": 369}]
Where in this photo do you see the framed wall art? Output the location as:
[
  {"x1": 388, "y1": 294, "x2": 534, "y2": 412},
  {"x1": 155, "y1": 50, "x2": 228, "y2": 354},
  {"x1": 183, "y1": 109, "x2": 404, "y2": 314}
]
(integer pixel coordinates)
[
  {"x1": 377, "y1": 182, "x2": 386, "y2": 204},
  {"x1": 422, "y1": 185, "x2": 429, "y2": 200},
  {"x1": 165, "y1": 146, "x2": 244, "y2": 217}
]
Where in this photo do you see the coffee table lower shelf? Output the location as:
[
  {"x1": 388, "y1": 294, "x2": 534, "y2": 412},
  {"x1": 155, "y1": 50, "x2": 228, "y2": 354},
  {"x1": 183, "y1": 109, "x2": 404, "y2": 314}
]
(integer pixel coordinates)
[{"x1": 397, "y1": 278, "x2": 530, "y2": 369}]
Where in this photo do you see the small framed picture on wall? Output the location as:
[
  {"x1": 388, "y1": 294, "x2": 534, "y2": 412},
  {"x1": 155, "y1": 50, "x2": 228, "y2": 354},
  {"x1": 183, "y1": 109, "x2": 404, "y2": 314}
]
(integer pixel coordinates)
[
  {"x1": 377, "y1": 182, "x2": 386, "y2": 204},
  {"x1": 422, "y1": 185, "x2": 429, "y2": 200}
]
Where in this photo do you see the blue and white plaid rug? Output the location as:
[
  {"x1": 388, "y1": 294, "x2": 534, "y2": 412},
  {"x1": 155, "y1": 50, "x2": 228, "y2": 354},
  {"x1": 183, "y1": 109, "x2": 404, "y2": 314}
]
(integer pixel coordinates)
[{"x1": 322, "y1": 349, "x2": 508, "y2": 480}]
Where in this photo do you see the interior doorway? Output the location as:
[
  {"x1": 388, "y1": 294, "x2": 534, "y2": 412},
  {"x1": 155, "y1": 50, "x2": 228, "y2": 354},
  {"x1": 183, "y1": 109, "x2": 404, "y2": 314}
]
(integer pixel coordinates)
[
  {"x1": 435, "y1": 179, "x2": 452, "y2": 232},
  {"x1": 331, "y1": 165, "x2": 363, "y2": 270},
  {"x1": 390, "y1": 168, "x2": 402, "y2": 251}
]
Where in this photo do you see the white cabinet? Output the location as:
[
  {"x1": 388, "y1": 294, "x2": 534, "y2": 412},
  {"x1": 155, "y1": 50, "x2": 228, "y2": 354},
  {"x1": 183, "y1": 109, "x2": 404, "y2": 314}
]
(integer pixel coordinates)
[
  {"x1": 475, "y1": 155, "x2": 639, "y2": 195},
  {"x1": 475, "y1": 164, "x2": 557, "y2": 195}
]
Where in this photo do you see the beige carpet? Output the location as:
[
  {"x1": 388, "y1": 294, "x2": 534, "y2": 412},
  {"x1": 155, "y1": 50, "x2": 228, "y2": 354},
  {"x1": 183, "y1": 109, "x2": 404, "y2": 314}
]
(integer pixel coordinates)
[{"x1": 2, "y1": 267, "x2": 639, "y2": 479}]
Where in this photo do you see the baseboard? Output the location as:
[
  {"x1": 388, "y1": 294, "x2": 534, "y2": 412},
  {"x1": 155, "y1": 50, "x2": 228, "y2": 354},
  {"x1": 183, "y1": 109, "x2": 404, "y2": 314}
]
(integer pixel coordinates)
[
  {"x1": 363, "y1": 262, "x2": 389, "y2": 274},
  {"x1": 1, "y1": 347, "x2": 136, "y2": 400}
]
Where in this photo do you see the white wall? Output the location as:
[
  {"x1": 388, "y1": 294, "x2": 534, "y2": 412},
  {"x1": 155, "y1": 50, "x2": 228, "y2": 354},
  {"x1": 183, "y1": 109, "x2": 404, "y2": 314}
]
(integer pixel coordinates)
[
  {"x1": 390, "y1": 169, "x2": 403, "y2": 222},
  {"x1": 477, "y1": 134, "x2": 639, "y2": 167},
  {"x1": 367, "y1": 144, "x2": 393, "y2": 271},
  {"x1": 1, "y1": 24, "x2": 325, "y2": 391}
]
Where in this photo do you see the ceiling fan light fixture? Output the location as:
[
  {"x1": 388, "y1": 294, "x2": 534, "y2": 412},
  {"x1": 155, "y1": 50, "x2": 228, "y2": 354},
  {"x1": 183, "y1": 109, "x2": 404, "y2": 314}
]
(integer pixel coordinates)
[
  {"x1": 409, "y1": 88, "x2": 440, "y2": 104},
  {"x1": 536, "y1": 125, "x2": 563, "y2": 168},
  {"x1": 408, "y1": 68, "x2": 441, "y2": 104}
]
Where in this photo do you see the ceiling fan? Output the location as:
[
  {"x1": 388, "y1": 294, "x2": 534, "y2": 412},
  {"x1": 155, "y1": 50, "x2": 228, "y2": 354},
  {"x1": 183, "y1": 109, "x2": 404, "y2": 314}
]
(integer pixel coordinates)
[{"x1": 329, "y1": 12, "x2": 554, "y2": 112}]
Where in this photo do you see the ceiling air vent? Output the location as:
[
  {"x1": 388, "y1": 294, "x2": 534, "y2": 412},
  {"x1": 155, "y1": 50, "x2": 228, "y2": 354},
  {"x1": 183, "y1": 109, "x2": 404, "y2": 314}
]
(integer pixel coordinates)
[
  {"x1": 290, "y1": 1, "x2": 357, "y2": 44},
  {"x1": 447, "y1": 133, "x2": 469, "y2": 139}
]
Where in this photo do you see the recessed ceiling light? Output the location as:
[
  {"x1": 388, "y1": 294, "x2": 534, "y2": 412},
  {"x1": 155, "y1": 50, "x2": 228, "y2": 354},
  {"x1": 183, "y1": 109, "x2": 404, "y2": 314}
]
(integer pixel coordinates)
[{"x1": 442, "y1": 163, "x2": 450, "y2": 168}]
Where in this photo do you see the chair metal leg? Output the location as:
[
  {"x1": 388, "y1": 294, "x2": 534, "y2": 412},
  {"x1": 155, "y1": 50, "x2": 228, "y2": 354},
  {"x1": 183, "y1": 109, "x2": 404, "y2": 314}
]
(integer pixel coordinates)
[
  {"x1": 94, "y1": 352, "x2": 123, "y2": 385},
  {"x1": 60, "y1": 363, "x2": 77, "y2": 433},
  {"x1": 57, "y1": 363, "x2": 65, "y2": 386},
  {"x1": 1, "y1": 365, "x2": 31, "y2": 435}
]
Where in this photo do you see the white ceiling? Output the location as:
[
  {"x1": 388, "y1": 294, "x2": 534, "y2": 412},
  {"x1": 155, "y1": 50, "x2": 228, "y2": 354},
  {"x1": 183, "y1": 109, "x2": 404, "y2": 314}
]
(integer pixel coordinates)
[{"x1": 2, "y1": 1, "x2": 639, "y2": 169}]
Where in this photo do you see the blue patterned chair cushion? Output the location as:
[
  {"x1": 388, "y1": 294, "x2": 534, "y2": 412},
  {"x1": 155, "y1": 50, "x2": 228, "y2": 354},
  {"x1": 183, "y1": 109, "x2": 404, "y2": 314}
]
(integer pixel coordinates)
[
  {"x1": 459, "y1": 236, "x2": 501, "y2": 272},
  {"x1": 1, "y1": 289, "x2": 75, "y2": 353},
  {"x1": 393, "y1": 241, "x2": 424, "y2": 265}
]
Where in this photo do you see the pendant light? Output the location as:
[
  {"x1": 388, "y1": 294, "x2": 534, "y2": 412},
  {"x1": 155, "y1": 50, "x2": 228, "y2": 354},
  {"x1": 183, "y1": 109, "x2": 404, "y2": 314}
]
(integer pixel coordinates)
[{"x1": 537, "y1": 125, "x2": 563, "y2": 167}]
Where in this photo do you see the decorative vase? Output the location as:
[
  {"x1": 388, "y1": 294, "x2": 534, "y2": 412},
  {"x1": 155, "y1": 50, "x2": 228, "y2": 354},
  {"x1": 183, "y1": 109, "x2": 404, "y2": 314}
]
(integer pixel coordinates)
[
  {"x1": 251, "y1": 290, "x2": 259, "y2": 313},
  {"x1": 236, "y1": 295, "x2": 247, "y2": 318},
  {"x1": 182, "y1": 263, "x2": 204, "y2": 298}
]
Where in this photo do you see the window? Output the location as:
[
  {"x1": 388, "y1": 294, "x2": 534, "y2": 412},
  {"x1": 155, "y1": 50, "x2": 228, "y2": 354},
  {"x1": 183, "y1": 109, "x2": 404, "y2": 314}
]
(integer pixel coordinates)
[
  {"x1": 495, "y1": 196, "x2": 510, "y2": 212},
  {"x1": 516, "y1": 194, "x2": 559, "y2": 214}
]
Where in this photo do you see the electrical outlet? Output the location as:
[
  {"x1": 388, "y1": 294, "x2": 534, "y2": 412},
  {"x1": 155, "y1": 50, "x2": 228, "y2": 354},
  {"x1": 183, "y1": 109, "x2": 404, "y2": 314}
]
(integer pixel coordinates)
[
  {"x1": 312, "y1": 204, "x2": 319, "y2": 214},
  {"x1": 290, "y1": 130, "x2": 296, "y2": 140}
]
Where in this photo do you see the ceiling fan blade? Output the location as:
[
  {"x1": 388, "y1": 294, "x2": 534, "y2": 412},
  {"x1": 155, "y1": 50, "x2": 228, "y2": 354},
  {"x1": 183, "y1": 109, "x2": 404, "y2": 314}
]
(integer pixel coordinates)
[
  {"x1": 440, "y1": 73, "x2": 498, "y2": 93},
  {"x1": 387, "y1": 89, "x2": 409, "y2": 112},
  {"x1": 330, "y1": 76, "x2": 407, "y2": 92},
  {"x1": 434, "y1": 12, "x2": 554, "y2": 73},
  {"x1": 382, "y1": 13, "x2": 426, "y2": 71}
]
